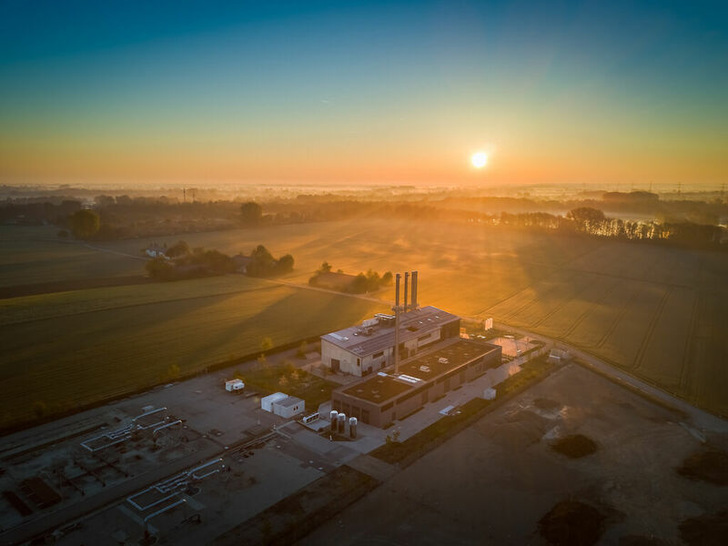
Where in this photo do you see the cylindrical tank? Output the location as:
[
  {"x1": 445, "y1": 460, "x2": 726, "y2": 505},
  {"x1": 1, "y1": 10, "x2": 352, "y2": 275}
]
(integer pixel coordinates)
[
  {"x1": 349, "y1": 417, "x2": 358, "y2": 439},
  {"x1": 337, "y1": 413, "x2": 346, "y2": 435},
  {"x1": 330, "y1": 410, "x2": 338, "y2": 433}
]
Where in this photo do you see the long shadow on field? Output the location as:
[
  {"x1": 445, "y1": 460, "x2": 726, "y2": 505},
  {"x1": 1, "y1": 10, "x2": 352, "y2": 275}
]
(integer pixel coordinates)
[{"x1": 196, "y1": 290, "x2": 383, "y2": 363}]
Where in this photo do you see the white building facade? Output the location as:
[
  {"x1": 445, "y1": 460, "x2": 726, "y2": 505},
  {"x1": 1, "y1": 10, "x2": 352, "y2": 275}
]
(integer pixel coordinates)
[{"x1": 320, "y1": 306, "x2": 461, "y2": 377}]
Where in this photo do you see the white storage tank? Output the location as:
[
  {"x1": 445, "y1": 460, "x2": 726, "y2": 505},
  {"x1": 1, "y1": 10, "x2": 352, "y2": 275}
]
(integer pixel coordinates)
[{"x1": 337, "y1": 413, "x2": 346, "y2": 434}]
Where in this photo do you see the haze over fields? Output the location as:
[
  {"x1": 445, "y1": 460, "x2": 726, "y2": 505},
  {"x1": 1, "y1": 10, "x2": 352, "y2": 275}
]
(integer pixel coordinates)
[{"x1": 1, "y1": 214, "x2": 727, "y2": 431}]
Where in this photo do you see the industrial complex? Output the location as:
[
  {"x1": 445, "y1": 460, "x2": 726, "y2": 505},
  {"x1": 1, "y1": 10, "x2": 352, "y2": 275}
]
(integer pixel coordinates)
[
  {"x1": 324, "y1": 271, "x2": 503, "y2": 427},
  {"x1": 0, "y1": 271, "x2": 521, "y2": 544},
  {"x1": 321, "y1": 306, "x2": 461, "y2": 376}
]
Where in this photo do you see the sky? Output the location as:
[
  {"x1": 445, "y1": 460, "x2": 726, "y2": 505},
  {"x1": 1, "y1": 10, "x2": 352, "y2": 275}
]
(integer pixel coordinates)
[{"x1": 0, "y1": 0, "x2": 726, "y2": 187}]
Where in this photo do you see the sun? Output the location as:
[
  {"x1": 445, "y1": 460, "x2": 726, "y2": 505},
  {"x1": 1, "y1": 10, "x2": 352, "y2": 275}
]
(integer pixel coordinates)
[{"x1": 471, "y1": 151, "x2": 488, "y2": 169}]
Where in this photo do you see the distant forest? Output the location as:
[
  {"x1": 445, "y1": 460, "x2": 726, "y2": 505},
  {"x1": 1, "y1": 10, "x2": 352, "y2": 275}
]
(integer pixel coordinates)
[{"x1": 1, "y1": 190, "x2": 726, "y2": 250}]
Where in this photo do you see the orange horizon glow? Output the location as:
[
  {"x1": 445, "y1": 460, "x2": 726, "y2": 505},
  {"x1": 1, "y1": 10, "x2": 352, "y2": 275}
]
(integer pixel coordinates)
[{"x1": 2, "y1": 3, "x2": 726, "y2": 188}]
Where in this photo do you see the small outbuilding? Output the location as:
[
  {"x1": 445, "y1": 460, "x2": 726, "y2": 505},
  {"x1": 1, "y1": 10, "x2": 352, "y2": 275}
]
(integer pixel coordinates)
[
  {"x1": 225, "y1": 379, "x2": 244, "y2": 392},
  {"x1": 261, "y1": 392, "x2": 289, "y2": 412},
  {"x1": 272, "y1": 396, "x2": 305, "y2": 419}
]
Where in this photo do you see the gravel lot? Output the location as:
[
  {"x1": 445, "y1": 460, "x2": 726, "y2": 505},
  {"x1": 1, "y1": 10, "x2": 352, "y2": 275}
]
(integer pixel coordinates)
[{"x1": 301, "y1": 363, "x2": 728, "y2": 545}]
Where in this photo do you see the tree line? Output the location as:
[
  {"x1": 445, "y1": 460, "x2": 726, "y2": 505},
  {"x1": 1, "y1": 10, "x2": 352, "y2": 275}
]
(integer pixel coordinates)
[
  {"x1": 309, "y1": 262, "x2": 393, "y2": 293},
  {"x1": 145, "y1": 241, "x2": 294, "y2": 281}
]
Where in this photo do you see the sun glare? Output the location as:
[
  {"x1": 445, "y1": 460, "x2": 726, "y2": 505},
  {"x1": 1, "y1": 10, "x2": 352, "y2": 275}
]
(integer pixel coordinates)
[{"x1": 471, "y1": 151, "x2": 488, "y2": 169}]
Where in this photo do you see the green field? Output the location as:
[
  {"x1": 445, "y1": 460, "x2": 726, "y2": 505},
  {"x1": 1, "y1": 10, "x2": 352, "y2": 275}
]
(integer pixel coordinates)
[
  {"x1": 1, "y1": 220, "x2": 727, "y2": 429},
  {"x1": 0, "y1": 225, "x2": 145, "y2": 288}
]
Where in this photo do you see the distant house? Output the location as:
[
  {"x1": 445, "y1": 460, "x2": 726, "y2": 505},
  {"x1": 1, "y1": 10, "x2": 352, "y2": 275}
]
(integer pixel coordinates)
[
  {"x1": 145, "y1": 243, "x2": 167, "y2": 258},
  {"x1": 232, "y1": 254, "x2": 253, "y2": 274},
  {"x1": 310, "y1": 271, "x2": 358, "y2": 291}
]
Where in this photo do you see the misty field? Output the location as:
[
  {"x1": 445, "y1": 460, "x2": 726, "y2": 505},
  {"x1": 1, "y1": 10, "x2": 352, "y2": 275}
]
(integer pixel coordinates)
[
  {"x1": 0, "y1": 226, "x2": 143, "y2": 288},
  {"x1": 1, "y1": 219, "x2": 727, "y2": 429},
  {"x1": 0, "y1": 280, "x2": 386, "y2": 428}
]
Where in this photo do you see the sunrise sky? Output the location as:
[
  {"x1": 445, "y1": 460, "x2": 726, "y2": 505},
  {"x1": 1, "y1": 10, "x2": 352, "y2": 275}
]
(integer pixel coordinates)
[{"x1": 1, "y1": 0, "x2": 726, "y2": 187}]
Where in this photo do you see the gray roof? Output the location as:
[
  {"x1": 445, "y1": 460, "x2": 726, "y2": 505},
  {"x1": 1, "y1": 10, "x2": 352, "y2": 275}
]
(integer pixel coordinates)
[
  {"x1": 339, "y1": 338, "x2": 500, "y2": 404},
  {"x1": 275, "y1": 396, "x2": 304, "y2": 407},
  {"x1": 321, "y1": 306, "x2": 459, "y2": 358}
]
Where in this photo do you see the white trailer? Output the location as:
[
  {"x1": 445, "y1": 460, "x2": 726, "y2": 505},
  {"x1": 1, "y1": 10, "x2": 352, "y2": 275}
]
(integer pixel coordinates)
[{"x1": 225, "y1": 379, "x2": 244, "y2": 392}]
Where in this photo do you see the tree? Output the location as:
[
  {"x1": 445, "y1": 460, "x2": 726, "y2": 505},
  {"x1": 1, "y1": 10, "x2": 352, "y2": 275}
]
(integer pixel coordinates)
[
  {"x1": 277, "y1": 254, "x2": 294, "y2": 274},
  {"x1": 246, "y1": 244, "x2": 275, "y2": 276},
  {"x1": 166, "y1": 240, "x2": 189, "y2": 258},
  {"x1": 365, "y1": 269, "x2": 381, "y2": 292},
  {"x1": 240, "y1": 201, "x2": 263, "y2": 226},
  {"x1": 567, "y1": 207, "x2": 606, "y2": 228},
  {"x1": 350, "y1": 273, "x2": 369, "y2": 293},
  {"x1": 260, "y1": 337, "x2": 273, "y2": 354},
  {"x1": 70, "y1": 209, "x2": 100, "y2": 239},
  {"x1": 202, "y1": 249, "x2": 235, "y2": 274},
  {"x1": 145, "y1": 257, "x2": 175, "y2": 280},
  {"x1": 320, "y1": 261, "x2": 332, "y2": 273}
]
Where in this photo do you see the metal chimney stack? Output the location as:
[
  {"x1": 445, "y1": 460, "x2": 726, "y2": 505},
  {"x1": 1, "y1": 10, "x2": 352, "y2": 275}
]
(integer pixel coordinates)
[
  {"x1": 411, "y1": 270, "x2": 418, "y2": 310},
  {"x1": 393, "y1": 274, "x2": 401, "y2": 375},
  {"x1": 404, "y1": 272, "x2": 409, "y2": 312}
]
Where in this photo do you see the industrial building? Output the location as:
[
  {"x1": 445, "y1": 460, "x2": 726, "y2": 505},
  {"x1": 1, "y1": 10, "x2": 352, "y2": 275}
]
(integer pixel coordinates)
[
  {"x1": 321, "y1": 271, "x2": 462, "y2": 377},
  {"x1": 321, "y1": 306, "x2": 461, "y2": 376},
  {"x1": 321, "y1": 270, "x2": 502, "y2": 427},
  {"x1": 261, "y1": 392, "x2": 306, "y2": 418},
  {"x1": 331, "y1": 337, "x2": 502, "y2": 427}
]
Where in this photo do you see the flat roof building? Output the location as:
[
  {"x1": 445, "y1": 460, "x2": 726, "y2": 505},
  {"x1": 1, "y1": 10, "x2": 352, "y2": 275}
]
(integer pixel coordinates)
[
  {"x1": 321, "y1": 306, "x2": 461, "y2": 377},
  {"x1": 273, "y1": 396, "x2": 305, "y2": 419},
  {"x1": 331, "y1": 338, "x2": 502, "y2": 427}
]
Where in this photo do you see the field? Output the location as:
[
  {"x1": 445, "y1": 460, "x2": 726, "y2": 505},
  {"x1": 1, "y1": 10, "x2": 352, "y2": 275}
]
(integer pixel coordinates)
[
  {"x1": 0, "y1": 226, "x2": 144, "y2": 288},
  {"x1": 1, "y1": 218, "x2": 727, "y2": 429}
]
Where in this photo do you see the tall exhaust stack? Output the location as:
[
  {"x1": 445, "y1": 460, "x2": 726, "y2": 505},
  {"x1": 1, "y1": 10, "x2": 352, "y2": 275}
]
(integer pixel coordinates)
[
  {"x1": 393, "y1": 274, "x2": 401, "y2": 375},
  {"x1": 411, "y1": 270, "x2": 418, "y2": 310},
  {"x1": 404, "y1": 272, "x2": 409, "y2": 312}
]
